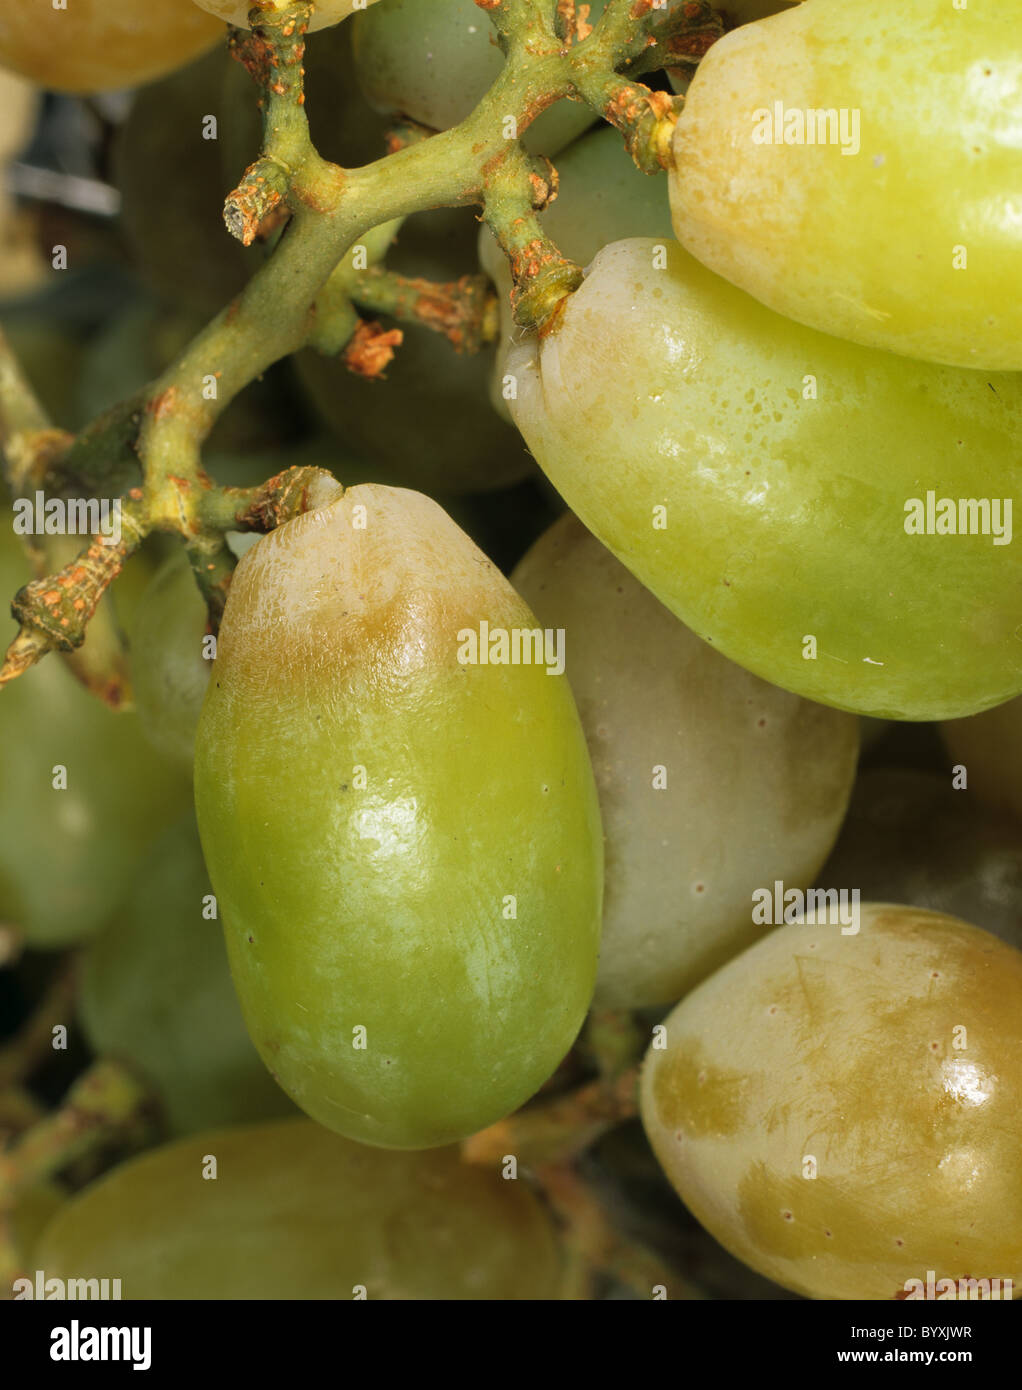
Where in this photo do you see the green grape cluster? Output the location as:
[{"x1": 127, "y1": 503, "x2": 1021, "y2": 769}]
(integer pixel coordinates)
[{"x1": 3, "y1": 0, "x2": 1022, "y2": 1311}]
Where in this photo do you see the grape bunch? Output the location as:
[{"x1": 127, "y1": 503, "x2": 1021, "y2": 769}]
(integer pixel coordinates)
[{"x1": 1, "y1": 0, "x2": 1020, "y2": 1307}]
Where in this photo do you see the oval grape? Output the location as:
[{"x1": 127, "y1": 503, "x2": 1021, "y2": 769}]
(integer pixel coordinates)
[
  {"x1": 641, "y1": 904, "x2": 1022, "y2": 1300},
  {"x1": 352, "y1": 0, "x2": 604, "y2": 154},
  {"x1": 669, "y1": 0, "x2": 1022, "y2": 369},
  {"x1": 194, "y1": 484, "x2": 602, "y2": 1148},
  {"x1": 0, "y1": 0, "x2": 221, "y2": 94},
  {"x1": 507, "y1": 238, "x2": 1022, "y2": 721},
  {"x1": 511, "y1": 512, "x2": 859, "y2": 1008},
  {"x1": 80, "y1": 815, "x2": 294, "y2": 1136},
  {"x1": 32, "y1": 1118, "x2": 564, "y2": 1298}
]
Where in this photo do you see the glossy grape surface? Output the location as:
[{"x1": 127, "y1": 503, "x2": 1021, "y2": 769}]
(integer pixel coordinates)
[
  {"x1": 33, "y1": 1118, "x2": 563, "y2": 1298},
  {"x1": 641, "y1": 904, "x2": 1022, "y2": 1300},
  {"x1": 80, "y1": 816, "x2": 294, "y2": 1135},
  {"x1": 0, "y1": 0, "x2": 221, "y2": 94},
  {"x1": 670, "y1": 0, "x2": 1022, "y2": 369},
  {"x1": 194, "y1": 484, "x2": 603, "y2": 1148},
  {"x1": 512, "y1": 512, "x2": 858, "y2": 1008},
  {"x1": 507, "y1": 238, "x2": 1022, "y2": 721}
]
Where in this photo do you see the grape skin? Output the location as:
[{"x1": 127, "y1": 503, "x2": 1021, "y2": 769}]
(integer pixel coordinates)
[
  {"x1": 641, "y1": 904, "x2": 1022, "y2": 1301},
  {"x1": 33, "y1": 1119, "x2": 564, "y2": 1299}
]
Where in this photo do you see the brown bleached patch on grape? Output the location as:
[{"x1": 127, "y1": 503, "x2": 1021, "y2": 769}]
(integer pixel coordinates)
[
  {"x1": 640, "y1": 905, "x2": 1022, "y2": 1298},
  {"x1": 650, "y1": 1041, "x2": 749, "y2": 1138}
]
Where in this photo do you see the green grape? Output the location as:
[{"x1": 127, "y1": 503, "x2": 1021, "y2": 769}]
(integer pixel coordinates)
[
  {"x1": 480, "y1": 125, "x2": 676, "y2": 423},
  {"x1": 194, "y1": 483, "x2": 602, "y2": 1149},
  {"x1": 80, "y1": 815, "x2": 294, "y2": 1136},
  {"x1": 32, "y1": 1118, "x2": 563, "y2": 1298},
  {"x1": 941, "y1": 697, "x2": 1022, "y2": 825},
  {"x1": 669, "y1": 0, "x2": 1022, "y2": 370},
  {"x1": 641, "y1": 904, "x2": 1022, "y2": 1301},
  {"x1": 821, "y1": 769, "x2": 1022, "y2": 950},
  {"x1": 352, "y1": 0, "x2": 605, "y2": 154},
  {"x1": 0, "y1": 0, "x2": 220, "y2": 95},
  {"x1": 113, "y1": 50, "x2": 250, "y2": 320},
  {"x1": 0, "y1": 515, "x2": 193, "y2": 948},
  {"x1": 130, "y1": 553, "x2": 210, "y2": 769},
  {"x1": 197, "y1": 0, "x2": 383, "y2": 32},
  {"x1": 507, "y1": 238, "x2": 1022, "y2": 722},
  {"x1": 511, "y1": 512, "x2": 858, "y2": 1009}
]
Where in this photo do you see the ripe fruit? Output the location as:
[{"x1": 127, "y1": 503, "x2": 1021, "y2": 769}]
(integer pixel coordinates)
[
  {"x1": 511, "y1": 512, "x2": 858, "y2": 1008},
  {"x1": 507, "y1": 238, "x2": 1022, "y2": 722},
  {"x1": 197, "y1": 0, "x2": 382, "y2": 33},
  {"x1": 351, "y1": 0, "x2": 604, "y2": 154},
  {"x1": 32, "y1": 1119, "x2": 564, "y2": 1298},
  {"x1": 822, "y1": 769, "x2": 1022, "y2": 951},
  {"x1": 941, "y1": 698, "x2": 1022, "y2": 825},
  {"x1": 0, "y1": 1, "x2": 221, "y2": 94},
  {"x1": 194, "y1": 484, "x2": 602, "y2": 1149},
  {"x1": 641, "y1": 904, "x2": 1022, "y2": 1300},
  {"x1": 669, "y1": 0, "x2": 1022, "y2": 370},
  {"x1": 0, "y1": 514, "x2": 192, "y2": 948},
  {"x1": 80, "y1": 816, "x2": 293, "y2": 1136}
]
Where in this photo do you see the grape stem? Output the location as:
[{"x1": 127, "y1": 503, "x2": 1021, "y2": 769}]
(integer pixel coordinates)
[
  {"x1": 0, "y1": 0, "x2": 712, "y2": 683},
  {"x1": 0, "y1": 1060, "x2": 157, "y2": 1296},
  {"x1": 538, "y1": 1163, "x2": 705, "y2": 1300},
  {"x1": 347, "y1": 269, "x2": 499, "y2": 354}
]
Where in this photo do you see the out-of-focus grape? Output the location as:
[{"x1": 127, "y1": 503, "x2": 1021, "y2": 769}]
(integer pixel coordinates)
[
  {"x1": 0, "y1": 513, "x2": 193, "y2": 948},
  {"x1": 79, "y1": 815, "x2": 294, "y2": 1136},
  {"x1": 113, "y1": 49, "x2": 249, "y2": 319},
  {"x1": 821, "y1": 769, "x2": 1022, "y2": 950},
  {"x1": 0, "y1": 0, "x2": 221, "y2": 95},
  {"x1": 511, "y1": 512, "x2": 858, "y2": 1008},
  {"x1": 352, "y1": 0, "x2": 605, "y2": 154},
  {"x1": 941, "y1": 697, "x2": 1022, "y2": 826},
  {"x1": 33, "y1": 1118, "x2": 565, "y2": 1298}
]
